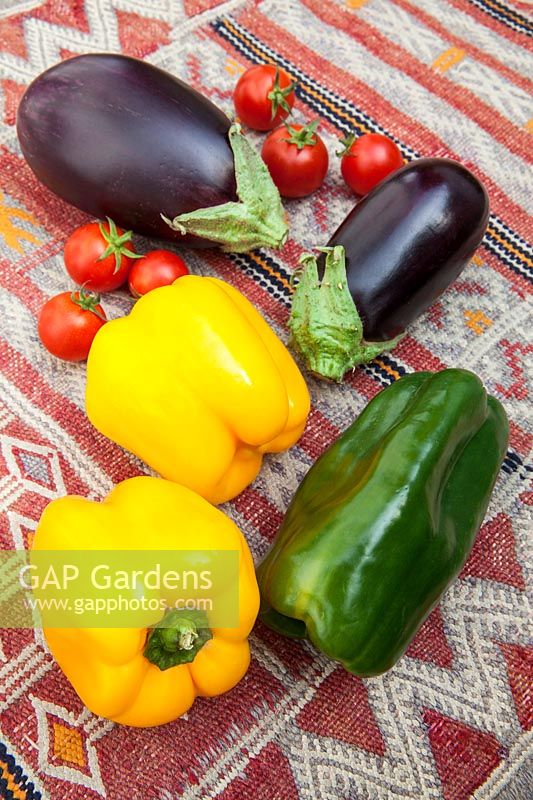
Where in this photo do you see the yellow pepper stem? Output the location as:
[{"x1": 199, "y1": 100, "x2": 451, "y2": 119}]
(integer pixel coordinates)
[{"x1": 144, "y1": 609, "x2": 212, "y2": 670}]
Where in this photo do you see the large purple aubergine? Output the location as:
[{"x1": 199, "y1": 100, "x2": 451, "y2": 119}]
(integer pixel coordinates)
[
  {"x1": 16, "y1": 53, "x2": 287, "y2": 252},
  {"x1": 289, "y1": 158, "x2": 489, "y2": 381}
]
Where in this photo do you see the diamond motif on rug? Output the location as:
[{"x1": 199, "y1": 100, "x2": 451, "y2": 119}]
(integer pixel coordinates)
[
  {"x1": 30, "y1": 696, "x2": 112, "y2": 796},
  {"x1": 1, "y1": 437, "x2": 66, "y2": 499}
]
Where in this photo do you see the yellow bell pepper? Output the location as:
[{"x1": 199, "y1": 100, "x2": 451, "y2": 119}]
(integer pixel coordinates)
[
  {"x1": 32, "y1": 477, "x2": 259, "y2": 727},
  {"x1": 85, "y1": 277, "x2": 310, "y2": 504}
]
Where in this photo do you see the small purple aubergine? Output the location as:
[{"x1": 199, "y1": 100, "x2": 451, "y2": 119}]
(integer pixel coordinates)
[{"x1": 289, "y1": 158, "x2": 489, "y2": 381}]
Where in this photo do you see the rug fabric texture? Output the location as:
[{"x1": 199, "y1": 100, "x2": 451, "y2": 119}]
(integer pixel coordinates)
[{"x1": 0, "y1": 1, "x2": 531, "y2": 798}]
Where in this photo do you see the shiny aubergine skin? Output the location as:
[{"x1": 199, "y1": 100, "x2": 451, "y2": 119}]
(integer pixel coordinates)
[
  {"x1": 321, "y1": 158, "x2": 489, "y2": 341},
  {"x1": 16, "y1": 53, "x2": 237, "y2": 247}
]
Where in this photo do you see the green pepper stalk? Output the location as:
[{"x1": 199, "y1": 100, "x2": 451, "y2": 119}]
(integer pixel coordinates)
[{"x1": 144, "y1": 609, "x2": 212, "y2": 670}]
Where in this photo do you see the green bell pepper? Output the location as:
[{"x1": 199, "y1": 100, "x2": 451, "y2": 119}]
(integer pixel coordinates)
[{"x1": 257, "y1": 369, "x2": 509, "y2": 676}]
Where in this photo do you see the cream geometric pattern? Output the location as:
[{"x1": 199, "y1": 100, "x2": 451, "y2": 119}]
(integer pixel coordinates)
[
  {"x1": 30, "y1": 696, "x2": 113, "y2": 796},
  {"x1": 1, "y1": 435, "x2": 66, "y2": 498}
]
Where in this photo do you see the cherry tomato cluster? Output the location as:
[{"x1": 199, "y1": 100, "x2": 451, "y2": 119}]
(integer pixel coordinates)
[
  {"x1": 39, "y1": 218, "x2": 189, "y2": 362},
  {"x1": 39, "y1": 65, "x2": 404, "y2": 364},
  {"x1": 233, "y1": 64, "x2": 404, "y2": 200}
]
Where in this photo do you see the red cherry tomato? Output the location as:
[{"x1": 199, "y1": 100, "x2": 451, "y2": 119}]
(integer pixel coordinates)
[
  {"x1": 38, "y1": 290, "x2": 107, "y2": 362},
  {"x1": 234, "y1": 65, "x2": 295, "y2": 131},
  {"x1": 128, "y1": 250, "x2": 190, "y2": 297},
  {"x1": 339, "y1": 132, "x2": 404, "y2": 196},
  {"x1": 64, "y1": 217, "x2": 142, "y2": 292},
  {"x1": 261, "y1": 121, "x2": 329, "y2": 198}
]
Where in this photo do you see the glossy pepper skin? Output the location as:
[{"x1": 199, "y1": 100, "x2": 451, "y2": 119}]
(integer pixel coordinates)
[
  {"x1": 257, "y1": 369, "x2": 508, "y2": 677},
  {"x1": 33, "y1": 477, "x2": 259, "y2": 727},
  {"x1": 85, "y1": 276, "x2": 310, "y2": 504}
]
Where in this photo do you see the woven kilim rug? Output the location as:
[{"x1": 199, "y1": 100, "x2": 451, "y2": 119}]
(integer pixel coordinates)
[{"x1": 0, "y1": 1, "x2": 532, "y2": 798}]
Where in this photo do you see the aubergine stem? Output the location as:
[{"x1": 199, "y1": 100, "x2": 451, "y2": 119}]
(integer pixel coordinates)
[
  {"x1": 162, "y1": 123, "x2": 288, "y2": 252},
  {"x1": 288, "y1": 245, "x2": 402, "y2": 382}
]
